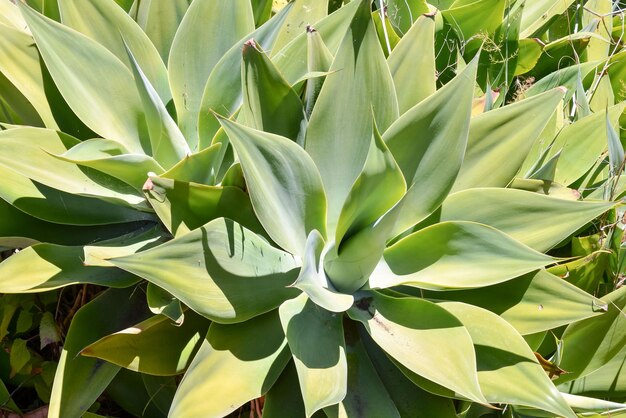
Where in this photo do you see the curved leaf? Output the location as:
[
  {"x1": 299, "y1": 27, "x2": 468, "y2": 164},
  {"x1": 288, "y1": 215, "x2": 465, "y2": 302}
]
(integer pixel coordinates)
[
  {"x1": 441, "y1": 188, "x2": 615, "y2": 252},
  {"x1": 48, "y1": 287, "x2": 151, "y2": 418},
  {"x1": 57, "y1": 0, "x2": 170, "y2": 103},
  {"x1": 452, "y1": 88, "x2": 565, "y2": 192},
  {"x1": 279, "y1": 294, "x2": 347, "y2": 417},
  {"x1": 388, "y1": 11, "x2": 436, "y2": 113},
  {"x1": 220, "y1": 118, "x2": 326, "y2": 256},
  {"x1": 20, "y1": 4, "x2": 150, "y2": 154},
  {"x1": 347, "y1": 292, "x2": 486, "y2": 403},
  {"x1": 111, "y1": 218, "x2": 299, "y2": 324},
  {"x1": 81, "y1": 312, "x2": 209, "y2": 376},
  {"x1": 304, "y1": 0, "x2": 399, "y2": 234},
  {"x1": 422, "y1": 270, "x2": 606, "y2": 335},
  {"x1": 169, "y1": 311, "x2": 289, "y2": 418},
  {"x1": 372, "y1": 221, "x2": 554, "y2": 290},
  {"x1": 383, "y1": 54, "x2": 478, "y2": 237},
  {"x1": 168, "y1": 0, "x2": 254, "y2": 150},
  {"x1": 161, "y1": 143, "x2": 222, "y2": 186},
  {"x1": 439, "y1": 302, "x2": 576, "y2": 418},
  {"x1": 271, "y1": 0, "x2": 329, "y2": 53},
  {"x1": 132, "y1": 0, "x2": 189, "y2": 62}
]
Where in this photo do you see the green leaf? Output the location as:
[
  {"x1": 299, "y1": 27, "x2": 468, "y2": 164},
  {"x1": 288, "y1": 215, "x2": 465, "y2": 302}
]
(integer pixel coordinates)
[
  {"x1": 442, "y1": 0, "x2": 505, "y2": 41},
  {"x1": 421, "y1": 269, "x2": 606, "y2": 335},
  {"x1": 372, "y1": 221, "x2": 554, "y2": 290},
  {"x1": 81, "y1": 311, "x2": 209, "y2": 376},
  {"x1": 516, "y1": 0, "x2": 577, "y2": 38},
  {"x1": 279, "y1": 294, "x2": 347, "y2": 417},
  {"x1": 219, "y1": 118, "x2": 327, "y2": 256},
  {"x1": 0, "y1": 127, "x2": 146, "y2": 208},
  {"x1": 607, "y1": 110, "x2": 624, "y2": 175},
  {"x1": 263, "y1": 361, "x2": 306, "y2": 418},
  {"x1": 559, "y1": 392, "x2": 626, "y2": 413},
  {"x1": 323, "y1": 124, "x2": 406, "y2": 293},
  {"x1": 57, "y1": 0, "x2": 170, "y2": 103},
  {"x1": 142, "y1": 175, "x2": 263, "y2": 238},
  {"x1": 555, "y1": 286, "x2": 626, "y2": 385},
  {"x1": 241, "y1": 40, "x2": 305, "y2": 141},
  {"x1": 439, "y1": 302, "x2": 576, "y2": 418},
  {"x1": 328, "y1": 322, "x2": 400, "y2": 418},
  {"x1": 54, "y1": 138, "x2": 164, "y2": 191},
  {"x1": 198, "y1": 4, "x2": 294, "y2": 147},
  {"x1": 440, "y1": 188, "x2": 615, "y2": 252},
  {"x1": 39, "y1": 311, "x2": 61, "y2": 349},
  {"x1": 0, "y1": 243, "x2": 138, "y2": 293},
  {"x1": 292, "y1": 231, "x2": 354, "y2": 313},
  {"x1": 161, "y1": 143, "x2": 222, "y2": 185},
  {"x1": 304, "y1": 26, "x2": 333, "y2": 118},
  {"x1": 452, "y1": 88, "x2": 565, "y2": 192},
  {"x1": 0, "y1": 0, "x2": 27, "y2": 31},
  {"x1": 20, "y1": 4, "x2": 151, "y2": 154},
  {"x1": 0, "y1": 23, "x2": 58, "y2": 128},
  {"x1": 272, "y1": 0, "x2": 328, "y2": 53},
  {"x1": 552, "y1": 103, "x2": 626, "y2": 185},
  {"x1": 561, "y1": 343, "x2": 626, "y2": 400},
  {"x1": 388, "y1": 11, "x2": 436, "y2": 114},
  {"x1": 169, "y1": 311, "x2": 289, "y2": 417},
  {"x1": 0, "y1": 377, "x2": 20, "y2": 414},
  {"x1": 146, "y1": 283, "x2": 184, "y2": 325},
  {"x1": 124, "y1": 43, "x2": 190, "y2": 170},
  {"x1": 359, "y1": 328, "x2": 458, "y2": 418},
  {"x1": 383, "y1": 54, "x2": 478, "y2": 238},
  {"x1": 386, "y1": 0, "x2": 429, "y2": 35},
  {"x1": 9, "y1": 338, "x2": 31, "y2": 377},
  {"x1": 304, "y1": 0, "x2": 399, "y2": 234},
  {"x1": 132, "y1": 0, "x2": 189, "y2": 62},
  {"x1": 111, "y1": 218, "x2": 299, "y2": 323},
  {"x1": 348, "y1": 292, "x2": 486, "y2": 403},
  {"x1": 48, "y1": 287, "x2": 151, "y2": 418},
  {"x1": 168, "y1": 0, "x2": 254, "y2": 150}
]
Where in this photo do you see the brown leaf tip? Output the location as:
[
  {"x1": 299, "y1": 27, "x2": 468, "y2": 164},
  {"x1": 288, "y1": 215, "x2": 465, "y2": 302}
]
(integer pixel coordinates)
[
  {"x1": 142, "y1": 177, "x2": 154, "y2": 191},
  {"x1": 306, "y1": 25, "x2": 317, "y2": 34}
]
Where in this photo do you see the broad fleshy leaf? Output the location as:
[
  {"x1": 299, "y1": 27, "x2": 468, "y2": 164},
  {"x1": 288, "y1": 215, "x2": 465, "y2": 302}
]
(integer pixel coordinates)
[
  {"x1": 438, "y1": 302, "x2": 576, "y2": 418},
  {"x1": 441, "y1": 188, "x2": 615, "y2": 252},
  {"x1": 48, "y1": 287, "x2": 151, "y2": 418},
  {"x1": 371, "y1": 221, "x2": 554, "y2": 290},
  {"x1": 220, "y1": 118, "x2": 326, "y2": 256},
  {"x1": 168, "y1": 0, "x2": 254, "y2": 150},
  {"x1": 383, "y1": 54, "x2": 478, "y2": 237},
  {"x1": 279, "y1": 294, "x2": 347, "y2": 417},
  {"x1": 81, "y1": 312, "x2": 209, "y2": 376},
  {"x1": 305, "y1": 0, "x2": 399, "y2": 234},
  {"x1": 348, "y1": 292, "x2": 486, "y2": 403},
  {"x1": 169, "y1": 311, "x2": 289, "y2": 418},
  {"x1": 110, "y1": 218, "x2": 299, "y2": 323}
]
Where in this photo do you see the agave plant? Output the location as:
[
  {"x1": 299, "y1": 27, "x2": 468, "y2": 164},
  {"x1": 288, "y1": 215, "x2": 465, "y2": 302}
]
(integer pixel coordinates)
[{"x1": 0, "y1": 0, "x2": 626, "y2": 417}]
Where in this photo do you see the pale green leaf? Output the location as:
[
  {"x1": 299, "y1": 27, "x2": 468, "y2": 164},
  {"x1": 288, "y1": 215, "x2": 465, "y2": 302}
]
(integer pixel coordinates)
[
  {"x1": 111, "y1": 218, "x2": 299, "y2": 324},
  {"x1": 515, "y1": 0, "x2": 577, "y2": 38},
  {"x1": 452, "y1": 88, "x2": 565, "y2": 192},
  {"x1": 555, "y1": 286, "x2": 626, "y2": 385},
  {"x1": 133, "y1": 0, "x2": 189, "y2": 62},
  {"x1": 81, "y1": 312, "x2": 209, "y2": 376},
  {"x1": 125, "y1": 43, "x2": 190, "y2": 169},
  {"x1": 169, "y1": 311, "x2": 289, "y2": 418},
  {"x1": 386, "y1": 0, "x2": 429, "y2": 35},
  {"x1": 57, "y1": 0, "x2": 170, "y2": 103},
  {"x1": 371, "y1": 221, "x2": 554, "y2": 290},
  {"x1": 271, "y1": 0, "x2": 329, "y2": 53},
  {"x1": 54, "y1": 138, "x2": 165, "y2": 191},
  {"x1": 198, "y1": 5, "x2": 294, "y2": 147},
  {"x1": 146, "y1": 283, "x2": 184, "y2": 325},
  {"x1": 161, "y1": 143, "x2": 222, "y2": 185},
  {"x1": 388, "y1": 11, "x2": 436, "y2": 114},
  {"x1": 440, "y1": 188, "x2": 615, "y2": 252},
  {"x1": 279, "y1": 294, "x2": 347, "y2": 417},
  {"x1": 241, "y1": 40, "x2": 305, "y2": 141},
  {"x1": 292, "y1": 231, "x2": 354, "y2": 313},
  {"x1": 304, "y1": 26, "x2": 333, "y2": 119},
  {"x1": 348, "y1": 292, "x2": 486, "y2": 403},
  {"x1": 20, "y1": 4, "x2": 150, "y2": 154},
  {"x1": 305, "y1": 0, "x2": 399, "y2": 234},
  {"x1": 442, "y1": 0, "x2": 505, "y2": 41},
  {"x1": 439, "y1": 302, "x2": 576, "y2": 418},
  {"x1": 168, "y1": 0, "x2": 254, "y2": 150},
  {"x1": 383, "y1": 54, "x2": 478, "y2": 237},
  {"x1": 220, "y1": 118, "x2": 326, "y2": 256},
  {"x1": 48, "y1": 287, "x2": 150, "y2": 418},
  {"x1": 421, "y1": 270, "x2": 606, "y2": 335},
  {"x1": 0, "y1": 243, "x2": 138, "y2": 293}
]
